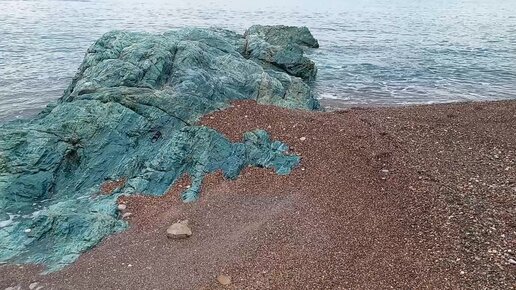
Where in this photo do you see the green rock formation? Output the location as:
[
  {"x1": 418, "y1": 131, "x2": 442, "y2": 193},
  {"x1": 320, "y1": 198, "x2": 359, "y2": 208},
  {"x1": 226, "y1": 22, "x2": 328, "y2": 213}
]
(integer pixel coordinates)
[{"x1": 0, "y1": 26, "x2": 319, "y2": 272}]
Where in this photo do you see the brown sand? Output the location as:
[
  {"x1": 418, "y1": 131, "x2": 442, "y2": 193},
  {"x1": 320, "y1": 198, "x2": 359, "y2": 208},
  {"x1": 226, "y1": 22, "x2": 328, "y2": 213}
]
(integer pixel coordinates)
[{"x1": 1, "y1": 100, "x2": 515, "y2": 289}]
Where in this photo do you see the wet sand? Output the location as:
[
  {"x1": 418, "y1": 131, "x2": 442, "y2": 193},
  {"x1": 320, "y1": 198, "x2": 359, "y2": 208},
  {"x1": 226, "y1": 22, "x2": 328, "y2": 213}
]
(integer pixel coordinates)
[{"x1": 1, "y1": 100, "x2": 515, "y2": 289}]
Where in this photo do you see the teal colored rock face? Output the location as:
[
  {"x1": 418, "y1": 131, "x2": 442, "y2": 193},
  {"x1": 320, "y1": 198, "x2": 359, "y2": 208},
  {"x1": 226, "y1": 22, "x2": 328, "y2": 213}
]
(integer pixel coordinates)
[
  {"x1": 244, "y1": 25, "x2": 319, "y2": 82},
  {"x1": 0, "y1": 26, "x2": 319, "y2": 272}
]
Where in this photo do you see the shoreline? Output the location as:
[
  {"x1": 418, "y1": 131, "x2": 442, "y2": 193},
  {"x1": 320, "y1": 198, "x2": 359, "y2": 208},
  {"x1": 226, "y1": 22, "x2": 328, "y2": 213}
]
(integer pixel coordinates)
[
  {"x1": 2, "y1": 99, "x2": 514, "y2": 289},
  {"x1": 2, "y1": 98, "x2": 514, "y2": 125},
  {"x1": 319, "y1": 97, "x2": 516, "y2": 111}
]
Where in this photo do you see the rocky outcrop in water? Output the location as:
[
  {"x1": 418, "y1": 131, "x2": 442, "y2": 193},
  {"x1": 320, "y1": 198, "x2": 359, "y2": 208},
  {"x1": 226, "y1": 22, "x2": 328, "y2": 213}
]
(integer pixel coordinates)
[{"x1": 0, "y1": 25, "x2": 319, "y2": 272}]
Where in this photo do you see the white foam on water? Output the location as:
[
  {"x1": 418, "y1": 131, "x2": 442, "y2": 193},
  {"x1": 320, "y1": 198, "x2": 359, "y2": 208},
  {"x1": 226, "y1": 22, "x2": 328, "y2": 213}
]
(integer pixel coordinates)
[{"x1": 319, "y1": 92, "x2": 351, "y2": 100}]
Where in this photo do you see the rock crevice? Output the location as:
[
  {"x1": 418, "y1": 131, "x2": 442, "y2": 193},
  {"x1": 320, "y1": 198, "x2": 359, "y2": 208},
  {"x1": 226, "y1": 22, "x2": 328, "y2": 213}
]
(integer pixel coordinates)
[{"x1": 0, "y1": 26, "x2": 320, "y2": 272}]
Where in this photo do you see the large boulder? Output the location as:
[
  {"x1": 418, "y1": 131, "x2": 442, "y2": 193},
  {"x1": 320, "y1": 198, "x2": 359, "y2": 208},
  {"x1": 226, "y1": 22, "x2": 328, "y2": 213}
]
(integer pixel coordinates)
[
  {"x1": 244, "y1": 25, "x2": 319, "y2": 81},
  {"x1": 0, "y1": 26, "x2": 320, "y2": 272}
]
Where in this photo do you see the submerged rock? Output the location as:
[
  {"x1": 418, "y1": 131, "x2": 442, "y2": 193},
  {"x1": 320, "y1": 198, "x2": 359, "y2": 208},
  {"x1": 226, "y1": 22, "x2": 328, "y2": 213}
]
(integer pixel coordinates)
[{"x1": 0, "y1": 26, "x2": 319, "y2": 272}]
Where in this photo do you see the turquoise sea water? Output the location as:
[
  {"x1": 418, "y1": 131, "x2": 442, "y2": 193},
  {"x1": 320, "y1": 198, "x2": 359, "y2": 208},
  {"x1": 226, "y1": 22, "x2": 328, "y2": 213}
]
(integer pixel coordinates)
[{"x1": 1, "y1": 0, "x2": 515, "y2": 121}]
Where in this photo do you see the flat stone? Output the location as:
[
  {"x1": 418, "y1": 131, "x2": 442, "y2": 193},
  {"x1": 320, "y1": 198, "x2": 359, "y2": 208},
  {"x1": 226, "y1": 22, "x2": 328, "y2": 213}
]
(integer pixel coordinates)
[
  {"x1": 122, "y1": 212, "x2": 132, "y2": 219},
  {"x1": 217, "y1": 274, "x2": 232, "y2": 285},
  {"x1": 117, "y1": 204, "x2": 127, "y2": 211},
  {"x1": 166, "y1": 220, "x2": 192, "y2": 239}
]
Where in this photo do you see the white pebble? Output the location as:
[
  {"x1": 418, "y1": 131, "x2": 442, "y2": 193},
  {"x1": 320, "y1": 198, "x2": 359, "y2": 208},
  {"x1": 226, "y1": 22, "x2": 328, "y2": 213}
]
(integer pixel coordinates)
[{"x1": 299, "y1": 137, "x2": 306, "y2": 141}]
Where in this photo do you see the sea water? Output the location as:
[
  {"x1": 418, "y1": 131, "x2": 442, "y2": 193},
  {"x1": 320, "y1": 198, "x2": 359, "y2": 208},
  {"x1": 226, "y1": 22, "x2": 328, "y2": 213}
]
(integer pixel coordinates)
[{"x1": 1, "y1": 0, "x2": 515, "y2": 121}]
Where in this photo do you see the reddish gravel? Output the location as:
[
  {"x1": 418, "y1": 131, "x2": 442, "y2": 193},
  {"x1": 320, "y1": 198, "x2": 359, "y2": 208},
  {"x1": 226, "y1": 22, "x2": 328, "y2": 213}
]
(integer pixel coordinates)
[{"x1": 1, "y1": 100, "x2": 515, "y2": 289}]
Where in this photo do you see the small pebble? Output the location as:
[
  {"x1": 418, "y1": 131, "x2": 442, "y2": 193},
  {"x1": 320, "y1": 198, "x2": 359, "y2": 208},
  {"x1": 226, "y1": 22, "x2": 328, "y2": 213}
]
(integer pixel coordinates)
[
  {"x1": 24, "y1": 228, "x2": 31, "y2": 233},
  {"x1": 122, "y1": 212, "x2": 132, "y2": 219},
  {"x1": 117, "y1": 204, "x2": 127, "y2": 211},
  {"x1": 166, "y1": 220, "x2": 192, "y2": 239},
  {"x1": 380, "y1": 169, "x2": 389, "y2": 173},
  {"x1": 217, "y1": 274, "x2": 231, "y2": 285},
  {"x1": 299, "y1": 137, "x2": 306, "y2": 141},
  {"x1": 509, "y1": 258, "x2": 516, "y2": 265}
]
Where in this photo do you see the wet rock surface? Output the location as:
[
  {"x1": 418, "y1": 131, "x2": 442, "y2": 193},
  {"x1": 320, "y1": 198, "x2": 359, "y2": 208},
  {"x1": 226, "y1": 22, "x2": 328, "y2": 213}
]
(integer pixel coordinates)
[
  {"x1": 0, "y1": 26, "x2": 319, "y2": 272},
  {"x1": 244, "y1": 25, "x2": 319, "y2": 82}
]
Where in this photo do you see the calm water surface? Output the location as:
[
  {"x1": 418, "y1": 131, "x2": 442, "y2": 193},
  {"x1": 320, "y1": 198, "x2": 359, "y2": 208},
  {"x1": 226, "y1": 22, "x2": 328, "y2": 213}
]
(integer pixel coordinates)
[{"x1": 1, "y1": 0, "x2": 516, "y2": 121}]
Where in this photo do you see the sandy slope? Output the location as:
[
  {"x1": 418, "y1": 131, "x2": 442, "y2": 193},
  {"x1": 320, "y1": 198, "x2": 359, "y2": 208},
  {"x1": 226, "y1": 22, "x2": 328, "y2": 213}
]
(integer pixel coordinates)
[{"x1": 1, "y1": 100, "x2": 515, "y2": 289}]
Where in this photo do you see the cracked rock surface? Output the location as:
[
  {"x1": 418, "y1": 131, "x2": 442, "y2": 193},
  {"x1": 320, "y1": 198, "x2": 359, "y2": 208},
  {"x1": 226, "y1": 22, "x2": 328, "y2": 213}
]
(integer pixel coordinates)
[{"x1": 0, "y1": 25, "x2": 319, "y2": 272}]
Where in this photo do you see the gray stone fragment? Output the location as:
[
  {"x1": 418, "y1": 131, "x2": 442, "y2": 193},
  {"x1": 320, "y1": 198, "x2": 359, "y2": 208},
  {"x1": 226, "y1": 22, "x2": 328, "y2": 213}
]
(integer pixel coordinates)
[
  {"x1": 217, "y1": 274, "x2": 232, "y2": 285},
  {"x1": 29, "y1": 282, "x2": 42, "y2": 290},
  {"x1": 166, "y1": 220, "x2": 192, "y2": 239}
]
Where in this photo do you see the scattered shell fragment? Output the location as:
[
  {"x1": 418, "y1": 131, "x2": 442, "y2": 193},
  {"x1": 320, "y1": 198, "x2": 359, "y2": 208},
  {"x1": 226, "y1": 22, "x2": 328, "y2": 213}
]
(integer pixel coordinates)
[{"x1": 29, "y1": 282, "x2": 43, "y2": 290}]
